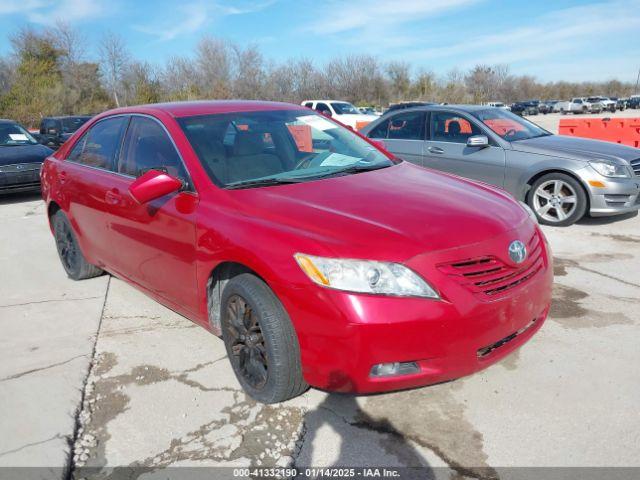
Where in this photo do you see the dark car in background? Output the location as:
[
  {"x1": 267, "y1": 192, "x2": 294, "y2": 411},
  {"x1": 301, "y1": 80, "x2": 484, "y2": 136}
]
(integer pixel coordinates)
[
  {"x1": 510, "y1": 101, "x2": 539, "y2": 116},
  {"x1": 39, "y1": 116, "x2": 92, "y2": 149},
  {"x1": 1, "y1": 119, "x2": 53, "y2": 194}
]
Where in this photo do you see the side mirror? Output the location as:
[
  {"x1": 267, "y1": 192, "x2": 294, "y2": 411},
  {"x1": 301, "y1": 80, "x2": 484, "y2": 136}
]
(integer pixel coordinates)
[
  {"x1": 128, "y1": 169, "x2": 183, "y2": 204},
  {"x1": 467, "y1": 135, "x2": 489, "y2": 148}
]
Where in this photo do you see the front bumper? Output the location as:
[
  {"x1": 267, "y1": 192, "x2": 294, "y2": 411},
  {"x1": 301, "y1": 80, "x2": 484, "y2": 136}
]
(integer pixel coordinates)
[
  {"x1": 0, "y1": 163, "x2": 42, "y2": 194},
  {"x1": 280, "y1": 222, "x2": 553, "y2": 394},
  {"x1": 582, "y1": 170, "x2": 640, "y2": 216}
]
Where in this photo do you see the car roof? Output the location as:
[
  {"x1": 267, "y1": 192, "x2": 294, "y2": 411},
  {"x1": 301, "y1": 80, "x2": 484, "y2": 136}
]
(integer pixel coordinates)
[
  {"x1": 0, "y1": 118, "x2": 19, "y2": 124},
  {"x1": 98, "y1": 100, "x2": 307, "y2": 119}
]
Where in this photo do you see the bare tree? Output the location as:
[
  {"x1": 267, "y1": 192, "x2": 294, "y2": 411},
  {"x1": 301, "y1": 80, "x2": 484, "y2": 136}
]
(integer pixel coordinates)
[
  {"x1": 99, "y1": 32, "x2": 129, "y2": 107},
  {"x1": 196, "y1": 36, "x2": 232, "y2": 98}
]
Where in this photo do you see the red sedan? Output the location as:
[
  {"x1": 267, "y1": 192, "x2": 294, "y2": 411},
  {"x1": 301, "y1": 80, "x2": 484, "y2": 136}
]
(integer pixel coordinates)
[{"x1": 41, "y1": 101, "x2": 553, "y2": 403}]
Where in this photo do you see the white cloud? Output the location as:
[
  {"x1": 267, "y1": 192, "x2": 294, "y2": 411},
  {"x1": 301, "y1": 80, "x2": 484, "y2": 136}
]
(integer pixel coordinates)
[
  {"x1": 404, "y1": 0, "x2": 640, "y2": 80},
  {"x1": 0, "y1": 0, "x2": 108, "y2": 24},
  {"x1": 135, "y1": 0, "x2": 275, "y2": 41}
]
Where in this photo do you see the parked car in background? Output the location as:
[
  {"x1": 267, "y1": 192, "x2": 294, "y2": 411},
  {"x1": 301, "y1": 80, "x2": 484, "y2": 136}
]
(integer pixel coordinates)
[
  {"x1": 38, "y1": 115, "x2": 92, "y2": 149},
  {"x1": 361, "y1": 105, "x2": 640, "y2": 226},
  {"x1": 41, "y1": 100, "x2": 553, "y2": 403},
  {"x1": 555, "y1": 98, "x2": 602, "y2": 114},
  {"x1": 358, "y1": 107, "x2": 381, "y2": 116},
  {"x1": 1, "y1": 119, "x2": 53, "y2": 194},
  {"x1": 538, "y1": 102, "x2": 552, "y2": 114},
  {"x1": 385, "y1": 101, "x2": 436, "y2": 114},
  {"x1": 611, "y1": 97, "x2": 627, "y2": 110},
  {"x1": 510, "y1": 101, "x2": 539, "y2": 116},
  {"x1": 587, "y1": 96, "x2": 616, "y2": 113},
  {"x1": 482, "y1": 102, "x2": 508, "y2": 109},
  {"x1": 628, "y1": 95, "x2": 640, "y2": 109},
  {"x1": 301, "y1": 100, "x2": 377, "y2": 129}
]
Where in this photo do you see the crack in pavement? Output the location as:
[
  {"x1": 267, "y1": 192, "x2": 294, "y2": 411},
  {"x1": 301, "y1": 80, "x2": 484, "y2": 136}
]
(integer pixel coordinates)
[
  {"x1": 0, "y1": 354, "x2": 88, "y2": 382},
  {"x1": 0, "y1": 434, "x2": 66, "y2": 458},
  {"x1": 64, "y1": 276, "x2": 111, "y2": 480},
  {"x1": 0, "y1": 296, "x2": 104, "y2": 309}
]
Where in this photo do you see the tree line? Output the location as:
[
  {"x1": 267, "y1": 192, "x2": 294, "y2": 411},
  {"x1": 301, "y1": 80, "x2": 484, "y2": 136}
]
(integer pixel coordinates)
[{"x1": 0, "y1": 24, "x2": 637, "y2": 127}]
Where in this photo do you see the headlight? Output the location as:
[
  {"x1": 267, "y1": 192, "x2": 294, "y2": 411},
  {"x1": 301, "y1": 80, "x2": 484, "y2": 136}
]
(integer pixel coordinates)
[
  {"x1": 519, "y1": 201, "x2": 538, "y2": 223},
  {"x1": 294, "y1": 254, "x2": 439, "y2": 299},
  {"x1": 589, "y1": 161, "x2": 630, "y2": 178}
]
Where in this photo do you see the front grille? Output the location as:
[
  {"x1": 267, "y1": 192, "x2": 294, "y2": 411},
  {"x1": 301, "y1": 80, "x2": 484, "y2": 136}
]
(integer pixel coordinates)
[
  {"x1": 631, "y1": 158, "x2": 640, "y2": 177},
  {"x1": 477, "y1": 318, "x2": 537, "y2": 358},
  {"x1": 437, "y1": 231, "x2": 544, "y2": 299},
  {"x1": 0, "y1": 163, "x2": 42, "y2": 173}
]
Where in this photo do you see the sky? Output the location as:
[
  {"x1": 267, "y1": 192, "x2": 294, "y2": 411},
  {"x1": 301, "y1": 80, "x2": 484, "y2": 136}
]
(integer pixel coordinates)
[{"x1": 0, "y1": 0, "x2": 639, "y2": 83}]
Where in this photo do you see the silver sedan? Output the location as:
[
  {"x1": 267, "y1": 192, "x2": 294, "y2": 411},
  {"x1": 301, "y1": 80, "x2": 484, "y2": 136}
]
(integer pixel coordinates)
[{"x1": 361, "y1": 105, "x2": 640, "y2": 226}]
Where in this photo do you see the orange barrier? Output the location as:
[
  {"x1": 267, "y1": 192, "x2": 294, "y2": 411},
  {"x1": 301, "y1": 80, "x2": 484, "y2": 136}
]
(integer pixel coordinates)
[
  {"x1": 356, "y1": 120, "x2": 371, "y2": 131},
  {"x1": 559, "y1": 118, "x2": 640, "y2": 148}
]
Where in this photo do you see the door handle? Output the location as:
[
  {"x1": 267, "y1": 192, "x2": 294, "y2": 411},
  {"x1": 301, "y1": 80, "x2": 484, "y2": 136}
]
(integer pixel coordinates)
[
  {"x1": 58, "y1": 171, "x2": 67, "y2": 184},
  {"x1": 427, "y1": 146, "x2": 445, "y2": 154},
  {"x1": 105, "y1": 189, "x2": 122, "y2": 205}
]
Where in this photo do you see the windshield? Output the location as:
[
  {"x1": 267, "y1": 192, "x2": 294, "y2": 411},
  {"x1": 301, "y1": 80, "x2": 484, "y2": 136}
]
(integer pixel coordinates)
[
  {"x1": 62, "y1": 116, "x2": 91, "y2": 133},
  {"x1": 472, "y1": 108, "x2": 551, "y2": 141},
  {"x1": 178, "y1": 109, "x2": 393, "y2": 189},
  {"x1": 331, "y1": 102, "x2": 360, "y2": 115},
  {"x1": 0, "y1": 123, "x2": 38, "y2": 146}
]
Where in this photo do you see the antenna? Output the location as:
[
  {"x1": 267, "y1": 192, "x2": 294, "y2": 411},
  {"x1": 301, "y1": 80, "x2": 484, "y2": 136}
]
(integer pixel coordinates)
[{"x1": 636, "y1": 67, "x2": 640, "y2": 95}]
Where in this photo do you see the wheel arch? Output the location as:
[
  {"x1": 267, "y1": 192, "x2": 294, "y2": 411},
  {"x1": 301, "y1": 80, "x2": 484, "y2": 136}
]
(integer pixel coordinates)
[
  {"x1": 206, "y1": 261, "x2": 270, "y2": 335},
  {"x1": 524, "y1": 168, "x2": 590, "y2": 211}
]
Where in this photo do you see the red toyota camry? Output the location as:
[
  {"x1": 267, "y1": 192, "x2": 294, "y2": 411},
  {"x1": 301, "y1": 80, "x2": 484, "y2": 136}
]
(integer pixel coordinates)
[{"x1": 41, "y1": 101, "x2": 553, "y2": 403}]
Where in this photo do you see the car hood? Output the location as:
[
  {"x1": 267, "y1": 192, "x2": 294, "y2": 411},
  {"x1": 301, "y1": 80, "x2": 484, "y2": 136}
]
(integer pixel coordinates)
[
  {"x1": 511, "y1": 135, "x2": 639, "y2": 165},
  {"x1": 230, "y1": 162, "x2": 528, "y2": 259},
  {"x1": 0, "y1": 144, "x2": 53, "y2": 166}
]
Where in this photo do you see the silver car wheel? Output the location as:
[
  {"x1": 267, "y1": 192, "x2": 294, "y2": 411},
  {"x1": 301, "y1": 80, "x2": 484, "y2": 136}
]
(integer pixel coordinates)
[{"x1": 533, "y1": 180, "x2": 578, "y2": 223}]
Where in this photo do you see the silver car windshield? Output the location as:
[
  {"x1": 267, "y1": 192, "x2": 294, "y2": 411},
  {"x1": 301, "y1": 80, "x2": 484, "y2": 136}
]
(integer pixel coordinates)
[{"x1": 472, "y1": 109, "x2": 551, "y2": 141}]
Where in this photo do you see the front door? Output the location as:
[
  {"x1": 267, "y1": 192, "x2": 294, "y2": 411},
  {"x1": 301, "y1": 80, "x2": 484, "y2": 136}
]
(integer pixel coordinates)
[
  {"x1": 107, "y1": 115, "x2": 199, "y2": 314},
  {"x1": 423, "y1": 111, "x2": 506, "y2": 187}
]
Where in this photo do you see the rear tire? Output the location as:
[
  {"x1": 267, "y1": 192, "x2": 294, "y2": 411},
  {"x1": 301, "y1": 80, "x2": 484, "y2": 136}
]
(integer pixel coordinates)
[
  {"x1": 527, "y1": 173, "x2": 587, "y2": 227},
  {"x1": 52, "y1": 211, "x2": 103, "y2": 280},
  {"x1": 221, "y1": 274, "x2": 308, "y2": 403}
]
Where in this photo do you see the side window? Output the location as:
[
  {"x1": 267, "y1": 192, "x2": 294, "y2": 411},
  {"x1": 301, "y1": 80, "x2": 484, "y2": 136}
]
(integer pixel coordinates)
[
  {"x1": 118, "y1": 116, "x2": 188, "y2": 184},
  {"x1": 387, "y1": 111, "x2": 425, "y2": 140},
  {"x1": 69, "y1": 116, "x2": 127, "y2": 170},
  {"x1": 304, "y1": 102, "x2": 313, "y2": 108},
  {"x1": 67, "y1": 134, "x2": 87, "y2": 162},
  {"x1": 368, "y1": 118, "x2": 390, "y2": 139},
  {"x1": 315, "y1": 103, "x2": 332, "y2": 116},
  {"x1": 431, "y1": 112, "x2": 481, "y2": 144}
]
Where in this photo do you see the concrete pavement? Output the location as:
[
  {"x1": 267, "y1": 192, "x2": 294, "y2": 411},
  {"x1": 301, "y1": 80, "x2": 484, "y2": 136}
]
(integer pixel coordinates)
[{"x1": 1, "y1": 177, "x2": 639, "y2": 479}]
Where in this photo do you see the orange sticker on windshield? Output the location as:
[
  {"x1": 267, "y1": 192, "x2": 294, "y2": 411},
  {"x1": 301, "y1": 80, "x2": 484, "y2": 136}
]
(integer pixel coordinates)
[{"x1": 287, "y1": 125, "x2": 313, "y2": 152}]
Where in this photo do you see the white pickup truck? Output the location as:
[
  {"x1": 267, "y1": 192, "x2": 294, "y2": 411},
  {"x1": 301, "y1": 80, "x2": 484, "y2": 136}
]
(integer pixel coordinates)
[
  {"x1": 555, "y1": 97, "x2": 603, "y2": 114},
  {"x1": 301, "y1": 100, "x2": 378, "y2": 129}
]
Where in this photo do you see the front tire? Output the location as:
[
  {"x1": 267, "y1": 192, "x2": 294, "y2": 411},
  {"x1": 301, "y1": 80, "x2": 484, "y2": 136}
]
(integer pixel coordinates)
[
  {"x1": 221, "y1": 274, "x2": 308, "y2": 403},
  {"x1": 527, "y1": 173, "x2": 587, "y2": 226},
  {"x1": 52, "y1": 211, "x2": 103, "y2": 280}
]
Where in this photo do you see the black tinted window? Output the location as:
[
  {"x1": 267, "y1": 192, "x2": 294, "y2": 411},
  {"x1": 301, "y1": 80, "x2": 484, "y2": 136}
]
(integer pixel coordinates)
[
  {"x1": 315, "y1": 103, "x2": 331, "y2": 114},
  {"x1": 431, "y1": 112, "x2": 481, "y2": 144},
  {"x1": 118, "y1": 116, "x2": 188, "y2": 183},
  {"x1": 70, "y1": 116, "x2": 127, "y2": 170},
  {"x1": 368, "y1": 118, "x2": 390, "y2": 139},
  {"x1": 387, "y1": 111, "x2": 425, "y2": 140}
]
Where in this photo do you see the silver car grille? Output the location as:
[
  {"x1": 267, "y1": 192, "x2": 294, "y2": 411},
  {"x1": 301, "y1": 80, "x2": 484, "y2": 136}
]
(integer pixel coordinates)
[
  {"x1": 631, "y1": 158, "x2": 640, "y2": 177},
  {"x1": 0, "y1": 163, "x2": 42, "y2": 173}
]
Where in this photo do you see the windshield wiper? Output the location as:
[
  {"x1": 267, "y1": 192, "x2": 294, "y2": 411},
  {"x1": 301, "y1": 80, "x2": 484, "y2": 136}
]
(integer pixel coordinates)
[
  {"x1": 224, "y1": 177, "x2": 309, "y2": 190},
  {"x1": 310, "y1": 162, "x2": 392, "y2": 179}
]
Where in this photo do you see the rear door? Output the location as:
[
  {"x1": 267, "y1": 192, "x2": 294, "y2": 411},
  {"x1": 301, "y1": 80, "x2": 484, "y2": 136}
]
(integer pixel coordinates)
[
  {"x1": 423, "y1": 110, "x2": 506, "y2": 187},
  {"x1": 366, "y1": 110, "x2": 427, "y2": 166},
  {"x1": 107, "y1": 115, "x2": 199, "y2": 313},
  {"x1": 62, "y1": 116, "x2": 129, "y2": 266}
]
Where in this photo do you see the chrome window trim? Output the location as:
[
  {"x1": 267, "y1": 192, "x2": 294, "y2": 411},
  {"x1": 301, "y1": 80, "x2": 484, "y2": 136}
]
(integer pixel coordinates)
[{"x1": 65, "y1": 113, "x2": 197, "y2": 193}]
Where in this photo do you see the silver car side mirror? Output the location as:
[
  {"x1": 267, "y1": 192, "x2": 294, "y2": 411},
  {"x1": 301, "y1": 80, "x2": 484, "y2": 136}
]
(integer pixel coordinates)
[{"x1": 467, "y1": 135, "x2": 489, "y2": 148}]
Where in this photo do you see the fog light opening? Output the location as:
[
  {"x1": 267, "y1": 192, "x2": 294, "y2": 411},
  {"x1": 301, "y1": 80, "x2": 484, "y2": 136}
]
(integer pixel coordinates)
[{"x1": 370, "y1": 361, "x2": 419, "y2": 378}]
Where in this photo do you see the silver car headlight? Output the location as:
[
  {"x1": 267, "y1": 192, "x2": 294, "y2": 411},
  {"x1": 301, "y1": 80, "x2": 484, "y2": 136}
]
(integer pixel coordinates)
[
  {"x1": 519, "y1": 201, "x2": 538, "y2": 223},
  {"x1": 589, "y1": 161, "x2": 630, "y2": 178},
  {"x1": 294, "y1": 253, "x2": 439, "y2": 299}
]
